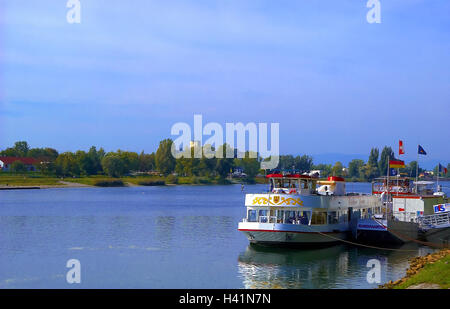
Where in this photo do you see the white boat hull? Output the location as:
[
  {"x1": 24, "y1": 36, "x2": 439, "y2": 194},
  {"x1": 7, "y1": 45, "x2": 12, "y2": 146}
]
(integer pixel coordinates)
[{"x1": 238, "y1": 222, "x2": 348, "y2": 245}]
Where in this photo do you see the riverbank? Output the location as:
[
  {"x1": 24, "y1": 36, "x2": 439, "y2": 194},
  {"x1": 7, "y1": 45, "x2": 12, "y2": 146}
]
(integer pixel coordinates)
[
  {"x1": 0, "y1": 174, "x2": 266, "y2": 189},
  {"x1": 379, "y1": 248, "x2": 450, "y2": 289}
]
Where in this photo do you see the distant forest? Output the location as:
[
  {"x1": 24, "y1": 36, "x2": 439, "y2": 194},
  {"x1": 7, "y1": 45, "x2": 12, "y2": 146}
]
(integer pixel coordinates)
[{"x1": 1, "y1": 141, "x2": 448, "y2": 181}]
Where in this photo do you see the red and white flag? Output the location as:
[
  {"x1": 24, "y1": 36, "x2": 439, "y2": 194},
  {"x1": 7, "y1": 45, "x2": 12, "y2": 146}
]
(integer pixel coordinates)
[{"x1": 399, "y1": 140, "x2": 405, "y2": 155}]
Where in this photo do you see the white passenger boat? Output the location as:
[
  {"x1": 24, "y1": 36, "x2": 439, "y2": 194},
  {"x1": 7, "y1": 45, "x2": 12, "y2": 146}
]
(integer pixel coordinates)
[{"x1": 238, "y1": 174, "x2": 380, "y2": 246}]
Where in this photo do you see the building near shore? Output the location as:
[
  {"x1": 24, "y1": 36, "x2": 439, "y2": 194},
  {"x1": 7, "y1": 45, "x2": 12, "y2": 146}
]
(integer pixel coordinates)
[{"x1": 0, "y1": 157, "x2": 41, "y2": 172}]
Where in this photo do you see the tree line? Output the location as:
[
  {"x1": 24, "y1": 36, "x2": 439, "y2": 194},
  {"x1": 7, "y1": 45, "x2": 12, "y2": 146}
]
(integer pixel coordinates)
[{"x1": 1, "y1": 141, "x2": 448, "y2": 181}]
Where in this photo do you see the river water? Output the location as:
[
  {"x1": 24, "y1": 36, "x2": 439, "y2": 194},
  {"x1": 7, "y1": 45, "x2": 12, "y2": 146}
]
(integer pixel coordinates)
[{"x1": 1, "y1": 182, "x2": 448, "y2": 288}]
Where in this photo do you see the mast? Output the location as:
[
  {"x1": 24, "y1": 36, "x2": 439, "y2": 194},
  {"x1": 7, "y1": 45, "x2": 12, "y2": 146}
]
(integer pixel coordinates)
[
  {"x1": 386, "y1": 156, "x2": 390, "y2": 218},
  {"x1": 437, "y1": 164, "x2": 440, "y2": 193},
  {"x1": 415, "y1": 150, "x2": 419, "y2": 194}
]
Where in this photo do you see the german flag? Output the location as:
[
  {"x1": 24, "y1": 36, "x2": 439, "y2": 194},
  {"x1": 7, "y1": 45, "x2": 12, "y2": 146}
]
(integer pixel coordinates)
[{"x1": 389, "y1": 159, "x2": 405, "y2": 169}]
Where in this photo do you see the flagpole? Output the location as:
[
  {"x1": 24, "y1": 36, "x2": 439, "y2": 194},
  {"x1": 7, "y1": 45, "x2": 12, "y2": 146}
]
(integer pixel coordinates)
[
  {"x1": 386, "y1": 156, "x2": 390, "y2": 218},
  {"x1": 415, "y1": 150, "x2": 419, "y2": 194},
  {"x1": 437, "y1": 164, "x2": 440, "y2": 193}
]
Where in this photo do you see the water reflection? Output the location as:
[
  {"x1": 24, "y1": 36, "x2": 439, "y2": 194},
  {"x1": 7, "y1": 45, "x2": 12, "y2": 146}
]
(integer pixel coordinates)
[{"x1": 237, "y1": 243, "x2": 436, "y2": 289}]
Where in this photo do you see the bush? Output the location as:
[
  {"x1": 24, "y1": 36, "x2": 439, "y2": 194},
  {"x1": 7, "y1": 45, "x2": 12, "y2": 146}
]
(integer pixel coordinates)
[
  {"x1": 198, "y1": 178, "x2": 212, "y2": 184},
  {"x1": 244, "y1": 177, "x2": 256, "y2": 184},
  {"x1": 165, "y1": 174, "x2": 178, "y2": 184},
  {"x1": 138, "y1": 180, "x2": 165, "y2": 186},
  {"x1": 216, "y1": 178, "x2": 232, "y2": 185},
  {"x1": 94, "y1": 179, "x2": 125, "y2": 187},
  {"x1": 11, "y1": 161, "x2": 28, "y2": 173}
]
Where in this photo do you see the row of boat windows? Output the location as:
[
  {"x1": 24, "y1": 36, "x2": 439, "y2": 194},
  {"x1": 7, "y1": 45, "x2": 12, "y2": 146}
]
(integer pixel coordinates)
[
  {"x1": 269, "y1": 179, "x2": 315, "y2": 193},
  {"x1": 247, "y1": 209, "x2": 349, "y2": 225}
]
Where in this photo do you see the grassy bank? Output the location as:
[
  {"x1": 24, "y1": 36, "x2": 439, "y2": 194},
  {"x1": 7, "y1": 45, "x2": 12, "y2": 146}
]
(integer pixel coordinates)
[
  {"x1": 380, "y1": 249, "x2": 450, "y2": 289},
  {"x1": 0, "y1": 174, "x2": 64, "y2": 186},
  {"x1": 0, "y1": 173, "x2": 264, "y2": 187}
]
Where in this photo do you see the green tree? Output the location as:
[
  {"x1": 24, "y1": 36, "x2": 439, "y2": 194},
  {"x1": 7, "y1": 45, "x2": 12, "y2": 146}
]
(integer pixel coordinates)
[
  {"x1": 215, "y1": 144, "x2": 235, "y2": 178},
  {"x1": 348, "y1": 159, "x2": 365, "y2": 178},
  {"x1": 101, "y1": 154, "x2": 127, "y2": 177},
  {"x1": 75, "y1": 150, "x2": 93, "y2": 175},
  {"x1": 117, "y1": 150, "x2": 139, "y2": 173},
  {"x1": 361, "y1": 164, "x2": 379, "y2": 180},
  {"x1": 331, "y1": 161, "x2": 344, "y2": 177},
  {"x1": 138, "y1": 151, "x2": 155, "y2": 172},
  {"x1": 312, "y1": 164, "x2": 332, "y2": 178},
  {"x1": 368, "y1": 148, "x2": 379, "y2": 166},
  {"x1": 13, "y1": 141, "x2": 30, "y2": 157},
  {"x1": 11, "y1": 161, "x2": 27, "y2": 173},
  {"x1": 401, "y1": 161, "x2": 425, "y2": 178},
  {"x1": 199, "y1": 156, "x2": 216, "y2": 177},
  {"x1": 367, "y1": 148, "x2": 380, "y2": 177},
  {"x1": 39, "y1": 161, "x2": 55, "y2": 175},
  {"x1": 278, "y1": 155, "x2": 295, "y2": 171},
  {"x1": 155, "y1": 139, "x2": 176, "y2": 175},
  {"x1": 241, "y1": 151, "x2": 260, "y2": 181},
  {"x1": 87, "y1": 146, "x2": 102, "y2": 175},
  {"x1": 379, "y1": 146, "x2": 395, "y2": 176},
  {"x1": 55, "y1": 152, "x2": 80, "y2": 177},
  {"x1": 294, "y1": 155, "x2": 313, "y2": 172}
]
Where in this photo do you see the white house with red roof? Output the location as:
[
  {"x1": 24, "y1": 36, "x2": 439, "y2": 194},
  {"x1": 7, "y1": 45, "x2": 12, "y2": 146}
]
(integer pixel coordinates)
[{"x1": 0, "y1": 157, "x2": 41, "y2": 172}]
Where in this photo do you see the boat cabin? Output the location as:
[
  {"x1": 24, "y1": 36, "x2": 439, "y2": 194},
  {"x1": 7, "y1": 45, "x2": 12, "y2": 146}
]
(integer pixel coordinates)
[
  {"x1": 372, "y1": 177, "x2": 413, "y2": 196},
  {"x1": 266, "y1": 173, "x2": 316, "y2": 195},
  {"x1": 242, "y1": 174, "x2": 353, "y2": 226},
  {"x1": 266, "y1": 173, "x2": 347, "y2": 196}
]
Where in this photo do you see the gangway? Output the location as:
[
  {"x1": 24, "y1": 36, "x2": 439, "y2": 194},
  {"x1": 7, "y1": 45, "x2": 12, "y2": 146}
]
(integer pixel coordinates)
[{"x1": 418, "y1": 212, "x2": 450, "y2": 230}]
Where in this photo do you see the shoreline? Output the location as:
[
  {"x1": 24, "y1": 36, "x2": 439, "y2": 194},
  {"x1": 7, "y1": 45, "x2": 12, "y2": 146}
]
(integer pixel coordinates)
[
  {"x1": 379, "y1": 248, "x2": 450, "y2": 289},
  {"x1": 1, "y1": 175, "x2": 449, "y2": 190},
  {"x1": 0, "y1": 180, "x2": 248, "y2": 190}
]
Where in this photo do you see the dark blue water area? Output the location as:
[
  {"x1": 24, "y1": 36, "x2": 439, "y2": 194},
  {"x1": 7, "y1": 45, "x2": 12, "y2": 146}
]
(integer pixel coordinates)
[{"x1": 0, "y1": 182, "x2": 447, "y2": 288}]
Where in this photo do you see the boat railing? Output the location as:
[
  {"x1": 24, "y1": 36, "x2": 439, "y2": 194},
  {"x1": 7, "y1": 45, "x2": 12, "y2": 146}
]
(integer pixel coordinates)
[{"x1": 418, "y1": 212, "x2": 450, "y2": 229}]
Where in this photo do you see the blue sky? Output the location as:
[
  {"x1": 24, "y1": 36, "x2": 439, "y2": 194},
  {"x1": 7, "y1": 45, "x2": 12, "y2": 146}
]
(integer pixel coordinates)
[{"x1": 0, "y1": 0, "x2": 449, "y2": 167}]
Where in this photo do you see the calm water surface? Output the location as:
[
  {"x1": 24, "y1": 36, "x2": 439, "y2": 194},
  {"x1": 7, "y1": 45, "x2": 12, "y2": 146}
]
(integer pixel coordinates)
[{"x1": 1, "y1": 182, "x2": 448, "y2": 288}]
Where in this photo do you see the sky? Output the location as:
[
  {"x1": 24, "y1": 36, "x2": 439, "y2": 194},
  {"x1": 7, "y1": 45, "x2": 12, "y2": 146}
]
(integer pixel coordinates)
[{"x1": 0, "y1": 0, "x2": 449, "y2": 167}]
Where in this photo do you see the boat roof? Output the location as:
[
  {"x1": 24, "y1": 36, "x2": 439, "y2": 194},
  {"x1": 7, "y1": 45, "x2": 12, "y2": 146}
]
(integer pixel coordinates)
[
  {"x1": 413, "y1": 181, "x2": 434, "y2": 185},
  {"x1": 266, "y1": 173, "x2": 311, "y2": 179},
  {"x1": 373, "y1": 176, "x2": 411, "y2": 181}
]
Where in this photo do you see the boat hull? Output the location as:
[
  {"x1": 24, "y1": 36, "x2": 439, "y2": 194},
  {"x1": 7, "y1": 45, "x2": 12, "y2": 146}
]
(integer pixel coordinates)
[
  {"x1": 421, "y1": 227, "x2": 450, "y2": 247},
  {"x1": 238, "y1": 222, "x2": 348, "y2": 246},
  {"x1": 355, "y1": 218, "x2": 419, "y2": 244}
]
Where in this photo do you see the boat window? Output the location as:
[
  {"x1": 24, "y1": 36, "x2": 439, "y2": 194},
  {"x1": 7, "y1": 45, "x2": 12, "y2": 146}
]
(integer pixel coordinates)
[
  {"x1": 301, "y1": 180, "x2": 307, "y2": 189},
  {"x1": 247, "y1": 210, "x2": 257, "y2": 222},
  {"x1": 311, "y1": 211, "x2": 327, "y2": 225},
  {"x1": 258, "y1": 209, "x2": 268, "y2": 223},
  {"x1": 338, "y1": 210, "x2": 348, "y2": 223},
  {"x1": 298, "y1": 211, "x2": 309, "y2": 225},
  {"x1": 284, "y1": 211, "x2": 296, "y2": 224},
  {"x1": 327, "y1": 211, "x2": 338, "y2": 224},
  {"x1": 276, "y1": 210, "x2": 284, "y2": 223}
]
